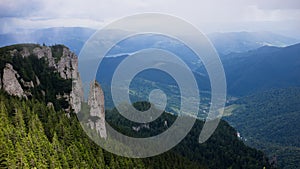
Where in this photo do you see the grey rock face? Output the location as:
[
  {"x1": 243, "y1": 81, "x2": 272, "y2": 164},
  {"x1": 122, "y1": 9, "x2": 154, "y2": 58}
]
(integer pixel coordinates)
[
  {"x1": 70, "y1": 72, "x2": 84, "y2": 113},
  {"x1": 87, "y1": 81, "x2": 107, "y2": 138},
  {"x1": 20, "y1": 47, "x2": 30, "y2": 58},
  {"x1": 57, "y1": 48, "x2": 78, "y2": 79},
  {"x1": 2, "y1": 44, "x2": 107, "y2": 139},
  {"x1": 2, "y1": 63, "x2": 26, "y2": 98},
  {"x1": 32, "y1": 46, "x2": 83, "y2": 113},
  {"x1": 33, "y1": 46, "x2": 55, "y2": 67}
]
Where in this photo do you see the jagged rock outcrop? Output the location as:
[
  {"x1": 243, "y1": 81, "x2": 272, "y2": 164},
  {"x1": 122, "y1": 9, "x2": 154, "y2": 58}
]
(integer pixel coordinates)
[
  {"x1": 87, "y1": 81, "x2": 107, "y2": 138},
  {"x1": 33, "y1": 46, "x2": 79, "y2": 80},
  {"x1": 57, "y1": 48, "x2": 78, "y2": 79},
  {"x1": 32, "y1": 45, "x2": 83, "y2": 112},
  {"x1": 1, "y1": 44, "x2": 107, "y2": 138},
  {"x1": 33, "y1": 46, "x2": 55, "y2": 66},
  {"x1": 2, "y1": 63, "x2": 26, "y2": 98}
]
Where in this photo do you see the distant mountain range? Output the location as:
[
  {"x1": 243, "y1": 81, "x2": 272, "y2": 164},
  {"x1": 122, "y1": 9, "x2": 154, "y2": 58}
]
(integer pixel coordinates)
[
  {"x1": 221, "y1": 43, "x2": 300, "y2": 96},
  {"x1": 0, "y1": 27, "x2": 95, "y2": 55},
  {"x1": 208, "y1": 31, "x2": 299, "y2": 55},
  {"x1": 96, "y1": 42, "x2": 300, "y2": 99},
  {"x1": 1, "y1": 27, "x2": 299, "y2": 56}
]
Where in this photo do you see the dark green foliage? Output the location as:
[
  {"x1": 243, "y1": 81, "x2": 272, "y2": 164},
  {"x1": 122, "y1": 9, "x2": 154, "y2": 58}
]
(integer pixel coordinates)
[
  {"x1": 225, "y1": 87, "x2": 300, "y2": 169},
  {"x1": 50, "y1": 44, "x2": 65, "y2": 62},
  {"x1": 0, "y1": 93, "x2": 271, "y2": 169},
  {"x1": 106, "y1": 102, "x2": 270, "y2": 169},
  {"x1": 0, "y1": 43, "x2": 272, "y2": 168},
  {"x1": 0, "y1": 92, "x2": 145, "y2": 169},
  {"x1": 0, "y1": 44, "x2": 72, "y2": 111}
]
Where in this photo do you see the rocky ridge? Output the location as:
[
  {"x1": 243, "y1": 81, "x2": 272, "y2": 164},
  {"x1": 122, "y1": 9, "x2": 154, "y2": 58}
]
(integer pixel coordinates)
[{"x1": 0, "y1": 44, "x2": 107, "y2": 138}]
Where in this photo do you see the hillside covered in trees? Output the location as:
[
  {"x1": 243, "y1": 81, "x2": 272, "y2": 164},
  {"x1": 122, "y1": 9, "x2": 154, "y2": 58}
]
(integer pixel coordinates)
[
  {"x1": 224, "y1": 87, "x2": 300, "y2": 169},
  {"x1": 0, "y1": 44, "x2": 272, "y2": 168},
  {"x1": 0, "y1": 92, "x2": 271, "y2": 168}
]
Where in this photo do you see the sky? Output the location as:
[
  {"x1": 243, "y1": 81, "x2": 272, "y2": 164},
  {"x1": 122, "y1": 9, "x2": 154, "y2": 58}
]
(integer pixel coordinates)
[{"x1": 0, "y1": 0, "x2": 299, "y2": 37}]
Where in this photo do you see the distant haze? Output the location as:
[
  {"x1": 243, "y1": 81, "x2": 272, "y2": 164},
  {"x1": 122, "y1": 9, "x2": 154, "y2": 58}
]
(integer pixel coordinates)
[{"x1": 0, "y1": 0, "x2": 299, "y2": 38}]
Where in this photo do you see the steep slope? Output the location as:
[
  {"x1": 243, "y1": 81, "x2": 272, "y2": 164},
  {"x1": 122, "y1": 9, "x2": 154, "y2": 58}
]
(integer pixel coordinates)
[
  {"x1": 106, "y1": 102, "x2": 271, "y2": 169},
  {"x1": 0, "y1": 92, "x2": 146, "y2": 169},
  {"x1": 0, "y1": 44, "x2": 83, "y2": 112},
  {"x1": 0, "y1": 92, "x2": 271, "y2": 169},
  {"x1": 0, "y1": 43, "x2": 271, "y2": 168},
  {"x1": 224, "y1": 87, "x2": 300, "y2": 168}
]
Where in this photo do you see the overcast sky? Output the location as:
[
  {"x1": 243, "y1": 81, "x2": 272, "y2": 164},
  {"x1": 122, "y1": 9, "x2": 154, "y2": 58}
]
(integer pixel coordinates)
[{"x1": 0, "y1": 0, "x2": 299, "y2": 37}]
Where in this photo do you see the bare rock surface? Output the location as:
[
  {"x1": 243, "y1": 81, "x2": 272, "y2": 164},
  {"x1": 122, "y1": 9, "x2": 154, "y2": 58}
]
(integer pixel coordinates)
[
  {"x1": 87, "y1": 81, "x2": 107, "y2": 138},
  {"x1": 2, "y1": 63, "x2": 26, "y2": 98}
]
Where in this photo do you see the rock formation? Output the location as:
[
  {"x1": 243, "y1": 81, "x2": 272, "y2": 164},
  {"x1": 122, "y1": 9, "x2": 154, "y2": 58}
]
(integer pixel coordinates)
[
  {"x1": 32, "y1": 45, "x2": 84, "y2": 113},
  {"x1": 1, "y1": 44, "x2": 106, "y2": 137},
  {"x1": 70, "y1": 72, "x2": 84, "y2": 113},
  {"x1": 2, "y1": 63, "x2": 26, "y2": 98},
  {"x1": 32, "y1": 46, "x2": 55, "y2": 66},
  {"x1": 57, "y1": 48, "x2": 78, "y2": 79},
  {"x1": 87, "y1": 81, "x2": 107, "y2": 138}
]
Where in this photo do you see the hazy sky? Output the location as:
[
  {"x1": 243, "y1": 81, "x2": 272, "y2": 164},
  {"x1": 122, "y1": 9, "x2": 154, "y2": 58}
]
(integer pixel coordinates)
[{"x1": 0, "y1": 0, "x2": 299, "y2": 37}]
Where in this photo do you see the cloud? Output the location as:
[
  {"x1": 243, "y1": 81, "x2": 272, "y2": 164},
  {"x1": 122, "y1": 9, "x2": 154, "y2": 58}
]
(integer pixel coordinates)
[
  {"x1": 0, "y1": 0, "x2": 43, "y2": 17},
  {"x1": 0, "y1": 0, "x2": 299, "y2": 36},
  {"x1": 253, "y1": 0, "x2": 300, "y2": 10}
]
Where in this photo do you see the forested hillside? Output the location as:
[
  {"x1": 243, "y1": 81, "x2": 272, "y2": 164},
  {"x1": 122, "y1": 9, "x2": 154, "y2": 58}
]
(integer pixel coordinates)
[
  {"x1": 0, "y1": 93, "x2": 271, "y2": 168},
  {"x1": 0, "y1": 91, "x2": 146, "y2": 168},
  {"x1": 224, "y1": 87, "x2": 300, "y2": 169},
  {"x1": 0, "y1": 43, "x2": 272, "y2": 168}
]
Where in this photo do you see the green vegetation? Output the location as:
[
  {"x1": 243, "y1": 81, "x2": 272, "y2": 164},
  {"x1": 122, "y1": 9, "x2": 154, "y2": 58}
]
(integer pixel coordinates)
[
  {"x1": 0, "y1": 43, "x2": 272, "y2": 168},
  {"x1": 106, "y1": 102, "x2": 270, "y2": 169},
  {"x1": 0, "y1": 92, "x2": 145, "y2": 169},
  {"x1": 50, "y1": 44, "x2": 66, "y2": 62},
  {"x1": 0, "y1": 44, "x2": 72, "y2": 111},
  {"x1": 0, "y1": 93, "x2": 270, "y2": 168},
  {"x1": 225, "y1": 87, "x2": 300, "y2": 169}
]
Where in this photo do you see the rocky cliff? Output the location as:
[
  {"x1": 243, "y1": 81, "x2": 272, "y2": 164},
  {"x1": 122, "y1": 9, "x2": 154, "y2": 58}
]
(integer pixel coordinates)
[
  {"x1": 0, "y1": 43, "x2": 106, "y2": 138},
  {"x1": 0, "y1": 44, "x2": 83, "y2": 112},
  {"x1": 87, "y1": 81, "x2": 107, "y2": 138}
]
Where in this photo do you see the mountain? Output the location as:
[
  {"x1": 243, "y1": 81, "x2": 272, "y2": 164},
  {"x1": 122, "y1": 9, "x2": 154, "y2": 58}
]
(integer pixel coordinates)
[
  {"x1": 88, "y1": 43, "x2": 300, "y2": 119},
  {"x1": 0, "y1": 44, "x2": 78, "y2": 111},
  {"x1": 0, "y1": 43, "x2": 108, "y2": 138},
  {"x1": 2, "y1": 27, "x2": 298, "y2": 57},
  {"x1": 208, "y1": 31, "x2": 299, "y2": 55},
  {"x1": 220, "y1": 43, "x2": 300, "y2": 96},
  {"x1": 0, "y1": 43, "x2": 271, "y2": 168},
  {"x1": 223, "y1": 87, "x2": 300, "y2": 169},
  {"x1": 0, "y1": 27, "x2": 95, "y2": 55}
]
